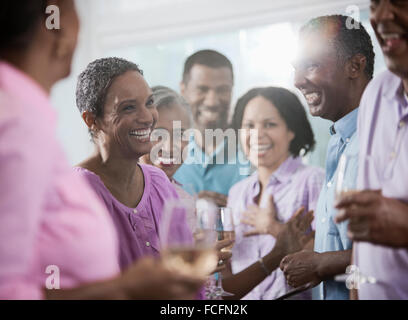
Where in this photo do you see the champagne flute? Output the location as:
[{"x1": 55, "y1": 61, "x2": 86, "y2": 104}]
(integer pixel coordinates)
[
  {"x1": 334, "y1": 153, "x2": 382, "y2": 287},
  {"x1": 335, "y1": 152, "x2": 359, "y2": 201},
  {"x1": 159, "y1": 199, "x2": 218, "y2": 280},
  {"x1": 335, "y1": 153, "x2": 381, "y2": 201},
  {"x1": 212, "y1": 207, "x2": 235, "y2": 298}
]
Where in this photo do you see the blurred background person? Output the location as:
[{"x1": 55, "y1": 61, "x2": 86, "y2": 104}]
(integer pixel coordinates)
[
  {"x1": 140, "y1": 86, "x2": 196, "y2": 230},
  {"x1": 280, "y1": 15, "x2": 374, "y2": 300},
  {"x1": 225, "y1": 86, "x2": 323, "y2": 299},
  {"x1": 139, "y1": 85, "x2": 233, "y2": 291},
  {"x1": 336, "y1": 0, "x2": 408, "y2": 299},
  {"x1": 0, "y1": 0, "x2": 203, "y2": 300},
  {"x1": 173, "y1": 50, "x2": 252, "y2": 207}
]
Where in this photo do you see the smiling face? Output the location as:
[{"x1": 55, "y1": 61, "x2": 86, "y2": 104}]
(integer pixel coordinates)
[
  {"x1": 370, "y1": 0, "x2": 408, "y2": 78},
  {"x1": 180, "y1": 64, "x2": 232, "y2": 132},
  {"x1": 95, "y1": 71, "x2": 158, "y2": 159},
  {"x1": 240, "y1": 96, "x2": 294, "y2": 171},
  {"x1": 294, "y1": 27, "x2": 349, "y2": 122},
  {"x1": 142, "y1": 103, "x2": 191, "y2": 178}
]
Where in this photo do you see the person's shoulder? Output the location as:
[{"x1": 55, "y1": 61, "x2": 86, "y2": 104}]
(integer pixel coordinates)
[
  {"x1": 300, "y1": 163, "x2": 324, "y2": 177},
  {"x1": 228, "y1": 172, "x2": 257, "y2": 197},
  {"x1": 140, "y1": 163, "x2": 169, "y2": 182},
  {"x1": 363, "y1": 69, "x2": 399, "y2": 98},
  {"x1": 372, "y1": 69, "x2": 399, "y2": 86},
  {"x1": 140, "y1": 163, "x2": 178, "y2": 195},
  {"x1": 73, "y1": 167, "x2": 105, "y2": 191},
  {"x1": 0, "y1": 92, "x2": 33, "y2": 133},
  {"x1": 296, "y1": 162, "x2": 325, "y2": 186},
  {"x1": 0, "y1": 92, "x2": 54, "y2": 160}
]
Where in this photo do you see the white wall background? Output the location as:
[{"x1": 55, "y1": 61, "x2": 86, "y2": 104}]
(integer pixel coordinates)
[{"x1": 51, "y1": 0, "x2": 383, "y2": 168}]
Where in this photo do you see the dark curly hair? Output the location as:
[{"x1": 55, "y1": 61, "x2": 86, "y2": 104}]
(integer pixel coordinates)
[
  {"x1": 0, "y1": 0, "x2": 47, "y2": 52},
  {"x1": 232, "y1": 87, "x2": 315, "y2": 157},
  {"x1": 76, "y1": 57, "x2": 144, "y2": 139},
  {"x1": 76, "y1": 57, "x2": 143, "y2": 118},
  {"x1": 300, "y1": 15, "x2": 375, "y2": 80}
]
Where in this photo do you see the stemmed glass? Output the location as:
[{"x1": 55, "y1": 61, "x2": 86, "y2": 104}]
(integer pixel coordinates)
[
  {"x1": 212, "y1": 207, "x2": 235, "y2": 298},
  {"x1": 181, "y1": 184, "x2": 236, "y2": 299},
  {"x1": 335, "y1": 152, "x2": 359, "y2": 201},
  {"x1": 159, "y1": 199, "x2": 218, "y2": 281},
  {"x1": 334, "y1": 153, "x2": 383, "y2": 290}
]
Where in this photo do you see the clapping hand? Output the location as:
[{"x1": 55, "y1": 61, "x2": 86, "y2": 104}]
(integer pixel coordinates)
[{"x1": 241, "y1": 195, "x2": 284, "y2": 237}]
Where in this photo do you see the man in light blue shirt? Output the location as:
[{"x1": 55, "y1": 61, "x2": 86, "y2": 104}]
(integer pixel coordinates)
[
  {"x1": 174, "y1": 50, "x2": 251, "y2": 205},
  {"x1": 175, "y1": 133, "x2": 251, "y2": 197},
  {"x1": 279, "y1": 15, "x2": 375, "y2": 299}
]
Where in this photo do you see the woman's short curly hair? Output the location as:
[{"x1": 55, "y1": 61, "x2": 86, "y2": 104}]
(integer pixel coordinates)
[
  {"x1": 232, "y1": 87, "x2": 316, "y2": 157},
  {"x1": 76, "y1": 57, "x2": 143, "y2": 119}
]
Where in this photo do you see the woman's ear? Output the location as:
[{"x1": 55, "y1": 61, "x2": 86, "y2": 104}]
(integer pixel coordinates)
[
  {"x1": 82, "y1": 111, "x2": 97, "y2": 131},
  {"x1": 55, "y1": 37, "x2": 72, "y2": 60},
  {"x1": 48, "y1": 0, "x2": 79, "y2": 77},
  {"x1": 288, "y1": 130, "x2": 295, "y2": 143},
  {"x1": 180, "y1": 81, "x2": 186, "y2": 97}
]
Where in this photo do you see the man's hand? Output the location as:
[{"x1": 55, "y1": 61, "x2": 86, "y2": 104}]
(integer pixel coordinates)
[
  {"x1": 198, "y1": 191, "x2": 228, "y2": 208},
  {"x1": 121, "y1": 257, "x2": 205, "y2": 300},
  {"x1": 279, "y1": 250, "x2": 322, "y2": 288},
  {"x1": 335, "y1": 190, "x2": 408, "y2": 248},
  {"x1": 241, "y1": 195, "x2": 284, "y2": 237}
]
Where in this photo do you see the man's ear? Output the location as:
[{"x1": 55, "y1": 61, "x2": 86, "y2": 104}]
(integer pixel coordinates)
[{"x1": 347, "y1": 54, "x2": 367, "y2": 80}]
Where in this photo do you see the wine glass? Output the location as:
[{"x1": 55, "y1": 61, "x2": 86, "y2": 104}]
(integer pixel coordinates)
[
  {"x1": 335, "y1": 152, "x2": 359, "y2": 201},
  {"x1": 335, "y1": 153, "x2": 382, "y2": 201},
  {"x1": 159, "y1": 199, "x2": 218, "y2": 280},
  {"x1": 212, "y1": 207, "x2": 235, "y2": 298},
  {"x1": 334, "y1": 153, "x2": 382, "y2": 288}
]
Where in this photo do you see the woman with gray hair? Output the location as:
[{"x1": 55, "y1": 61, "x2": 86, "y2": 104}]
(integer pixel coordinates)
[
  {"x1": 140, "y1": 86, "x2": 193, "y2": 180},
  {"x1": 140, "y1": 86, "x2": 196, "y2": 228},
  {"x1": 74, "y1": 58, "x2": 195, "y2": 272}
]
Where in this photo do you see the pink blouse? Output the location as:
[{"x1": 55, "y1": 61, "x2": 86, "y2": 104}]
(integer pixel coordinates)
[{"x1": 0, "y1": 62, "x2": 120, "y2": 299}]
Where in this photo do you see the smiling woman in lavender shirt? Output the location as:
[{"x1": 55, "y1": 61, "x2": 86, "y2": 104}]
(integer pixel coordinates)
[
  {"x1": 74, "y1": 58, "x2": 194, "y2": 271},
  {"x1": 226, "y1": 87, "x2": 324, "y2": 300}
]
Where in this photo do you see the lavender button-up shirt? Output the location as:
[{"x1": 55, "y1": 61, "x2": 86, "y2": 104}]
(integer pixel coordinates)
[
  {"x1": 354, "y1": 70, "x2": 408, "y2": 299},
  {"x1": 76, "y1": 164, "x2": 193, "y2": 270},
  {"x1": 0, "y1": 62, "x2": 120, "y2": 299},
  {"x1": 227, "y1": 156, "x2": 324, "y2": 300}
]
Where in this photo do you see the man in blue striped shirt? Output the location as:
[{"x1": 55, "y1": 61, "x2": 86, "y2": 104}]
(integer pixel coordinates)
[{"x1": 280, "y1": 15, "x2": 375, "y2": 300}]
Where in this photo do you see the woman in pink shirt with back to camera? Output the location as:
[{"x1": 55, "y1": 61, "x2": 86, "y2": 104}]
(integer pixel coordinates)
[{"x1": 0, "y1": 0, "x2": 203, "y2": 300}]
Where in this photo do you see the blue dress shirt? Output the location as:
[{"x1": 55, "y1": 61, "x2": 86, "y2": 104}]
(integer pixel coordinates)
[
  {"x1": 313, "y1": 108, "x2": 359, "y2": 300},
  {"x1": 173, "y1": 135, "x2": 252, "y2": 195}
]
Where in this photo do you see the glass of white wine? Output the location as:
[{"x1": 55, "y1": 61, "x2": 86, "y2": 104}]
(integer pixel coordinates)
[
  {"x1": 159, "y1": 199, "x2": 218, "y2": 281},
  {"x1": 334, "y1": 153, "x2": 382, "y2": 289},
  {"x1": 335, "y1": 152, "x2": 359, "y2": 201}
]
